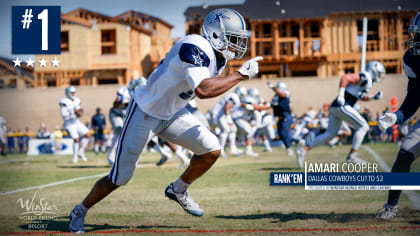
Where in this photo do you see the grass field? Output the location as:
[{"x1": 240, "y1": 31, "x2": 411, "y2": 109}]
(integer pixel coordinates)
[{"x1": 0, "y1": 143, "x2": 419, "y2": 235}]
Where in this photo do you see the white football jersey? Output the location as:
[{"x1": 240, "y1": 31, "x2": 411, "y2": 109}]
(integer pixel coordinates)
[
  {"x1": 231, "y1": 96, "x2": 257, "y2": 121},
  {"x1": 346, "y1": 71, "x2": 373, "y2": 99},
  {"x1": 210, "y1": 93, "x2": 241, "y2": 119},
  {"x1": 134, "y1": 34, "x2": 226, "y2": 120},
  {"x1": 59, "y1": 97, "x2": 81, "y2": 121}
]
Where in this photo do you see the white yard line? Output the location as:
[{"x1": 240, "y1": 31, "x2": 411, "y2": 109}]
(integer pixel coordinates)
[
  {"x1": 363, "y1": 146, "x2": 420, "y2": 210},
  {"x1": 0, "y1": 172, "x2": 107, "y2": 196}
]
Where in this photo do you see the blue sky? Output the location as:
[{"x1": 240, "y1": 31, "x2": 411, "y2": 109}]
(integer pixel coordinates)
[{"x1": 0, "y1": 0, "x2": 244, "y2": 59}]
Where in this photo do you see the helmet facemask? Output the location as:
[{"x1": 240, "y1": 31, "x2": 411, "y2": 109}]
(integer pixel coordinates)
[{"x1": 408, "y1": 26, "x2": 420, "y2": 55}]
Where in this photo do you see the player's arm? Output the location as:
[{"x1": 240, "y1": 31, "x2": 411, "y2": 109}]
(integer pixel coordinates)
[
  {"x1": 181, "y1": 43, "x2": 262, "y2": 99},
  {"x1": 241, "y1": 102, "x2": 270, "y2": 112},
  {"x1": 59, "y1": 102, "x2": 70, "y2": 118},
  {"x1": 195, "y1": 72, "x2": 247, "y2": 99},
  {"x1": 395, "y1": 79, "x2": 420, "y2": 124},
  {"x1": 336, "y1": 73, "x2": 360, "y2": 105}
]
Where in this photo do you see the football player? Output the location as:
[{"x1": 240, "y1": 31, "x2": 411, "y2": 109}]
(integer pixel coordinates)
[
  {"x1": 267, "y1": 81, "x2": 296, "y2": 156},
  {"x1": 0, "y1": 116, "x2": 6, "y2": 156},
  {"x1": 69, "y1": 8, "x2": 263, "y2": 233},
  {"x1": 376, "y1": 11, "x2": 420, "y2": 220},
  {"x1": 107, "y1": 79, "x2": 144, "y2": 165},
  {"x1": 296, "y1": 61, "x2": 385, "y2": 168},
  {"x1": 209, "y1": 87, "x2": 244, "y2": 157},
  {"x1": 59, "y1": 86, "x2": 90, "y2": 163},
  {"x1": 91, "y1": 107, "x2": 106, "y2": 154},
  {"x1": 232, "y1": 88, "x2": 269, "y2": 157}
]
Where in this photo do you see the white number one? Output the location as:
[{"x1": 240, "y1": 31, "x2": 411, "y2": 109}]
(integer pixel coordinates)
[{"x1": 37, "y1": 9, "x2": 48, "y2": 51}]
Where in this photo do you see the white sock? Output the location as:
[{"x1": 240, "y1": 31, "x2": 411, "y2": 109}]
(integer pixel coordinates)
[
  {"x1": 73, "y1": 142, "x2": 79, "y2": 160},
  {"x1": 79, "y1": 138, "x2": 89, "y2": 156},
  {"x1": 94, "y1": 144, "x2": 99, "y2": 153},
  {"x1": 173, "y1": 177, "x2": 190, "y2": 193},
  {"x1": 175, "y1": 149, "x2": 190, "y2": 165},
  {"x1": 155, "y1": 145, "x2": 173, "y2": 159},
  {"x1": 263, "y1": 139, "x2": 271, "y2": 150},
  {"x1": 328, "y1": 137, "x2": 339, "y2": 146},
  {"x1": 228, "y1": 132, "x2": 237, "y2": 151},
  {"x1": 101, "y1": 145, "x2": 106, "y2": 153},
  {"x1": 246, "y1": 145, "x2": 253, "y2": 153}
]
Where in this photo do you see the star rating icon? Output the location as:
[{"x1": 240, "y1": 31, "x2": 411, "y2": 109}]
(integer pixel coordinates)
[
  {"x1": 39, "y1": 58, "x2": 47, "y2": 67},
  {"x1": 13, "y1": 57, "x2": 22, "y2": 67},
  {"x1": 26, "y1": 58, "x2": 34, "y2": 67},
  {"x1": 51, "y1": 57, "x2": 60, "y2": 67},
  {"x1": 12, "y1": 57, "x2": 61, "y2": 68}
]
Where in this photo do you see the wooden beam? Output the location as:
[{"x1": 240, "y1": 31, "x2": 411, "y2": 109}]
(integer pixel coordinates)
[
  {"x1": 273, "y1": 23, "x2": 279, "y2": 59},
  {"x1": 250, "y1": 23, "x2": 256, "y2": 58},
  {"x1": 299, "y1": 21, "x2": 304, "y2": 57}
]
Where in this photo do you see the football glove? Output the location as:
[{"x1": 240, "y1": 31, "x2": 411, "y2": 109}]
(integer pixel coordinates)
[
  {"x1": 267, "y1": 82, "x2": 274, "y2": 88},
  {"x1": 378, "y1": 112, "x2": 397, "y2": 132},
  {"x1": 238, "y1": 56, "x2": 263, "y2": 79}
]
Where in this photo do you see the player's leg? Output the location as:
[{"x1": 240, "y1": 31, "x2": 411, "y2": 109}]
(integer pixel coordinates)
[
  {"x1": 159, "y1": 109, "x2": 220, "y2": 216},
  {"x1": 100, "y1": 130, "x2": 106, "y2": 153},
  {"x1": 66, "y1": 122, "x2": 80, "y2": 163},
  {"x1": 69, "y1": 104, "x2": 156, "y2": 233},
  {"x1": 378, "y1": 120, "x2": 420, "y2": 220},
  {"x1": 296, "y1": 112, "x2": 341, "y2": 168},
  {"x1": 334, "y1": 105, "x2": 369, "y2": 163},
  {"x1": 107, "y1": 126, "x2": 121, "y2": 165},
  {"x1": 278, "y1": 114, "x2": 295, "y2": 156},
  {"x1": 235, "y1": 119, "x2": 258, "y2": 157},
  {"x1": 165, "y1": 141, "x2": 190, "y2": 168},
  {"x1": 77, "y1": 121, "x2": 91, "y2": 161},
  {"x1": 217, "y1": 115, "x2": 231, "y2": 157},
  {"x1": 93, "y1": 131, "x2": 99, "y2": 154},
  {"x1": 228, "y1": 123, "x2": 242, "y2": 155}
]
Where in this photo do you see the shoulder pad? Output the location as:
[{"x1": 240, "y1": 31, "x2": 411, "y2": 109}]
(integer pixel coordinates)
[{"x1": 179, "y1": 43, "x2": 210, "y2": 67}]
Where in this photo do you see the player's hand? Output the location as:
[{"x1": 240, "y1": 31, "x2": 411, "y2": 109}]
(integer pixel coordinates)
[
  {"x1": 75, "y1": 109, "x2": 83, "y2": 118},
  {"x1": 372, "y1": 91, "x2": 383, "y2": 100},
  {"x1": 378, "y1": 112, "x2": 397, "y2": 132},
  {"x1": 267, "y1": 82, "x2": 274, "y2": 88},
  {"x1": 237, "y1": 56, "x2": 263, "y2": 80},
  {"x1": 337, "y1": 95, "x2": 345, "y2": 106}
]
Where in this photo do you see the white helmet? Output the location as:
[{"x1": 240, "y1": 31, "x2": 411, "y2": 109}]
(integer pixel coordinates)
[
  {"x1": 65, "y1": 86, "x2": 77, "y2": 100},
  {"x1": 202, "y1": 8, "x2": 248, "y2": 60},
  {"x1": 234, "y1": 86, "x2": 247, "y2": 98},
  {"x1": 247, "y1": 88, "x2": 259, "y2": 99},
  {"x1": 365, "y1": 61, "x2": 386, "y2": 82},
  {"x1": 408, "y1": 11, "x2": 420, "y2": 55},
  {"x1": 276, "y1": 82, "x2": 288, "y2": 92}
]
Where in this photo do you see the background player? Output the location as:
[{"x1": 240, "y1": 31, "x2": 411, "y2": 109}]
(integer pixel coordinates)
[
  {"x1": 267, "y1": 81, "x2": 296, "y2": 156},
  {"x1": 296, "y1": 61, "x2": 385, "y2": 168},
  {"x1": 91, "y1": 107, "x2": 106, "y2": 154},
  {"x1": 59, "y1": 86, "x2": 90, "y2": 163}
]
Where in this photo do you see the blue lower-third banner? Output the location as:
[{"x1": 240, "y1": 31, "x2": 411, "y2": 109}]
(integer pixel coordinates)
[{"x1": 270, "y1": 172, "x2": 420, "y2": 190}]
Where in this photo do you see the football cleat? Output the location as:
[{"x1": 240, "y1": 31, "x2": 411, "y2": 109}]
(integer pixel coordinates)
[
  {"x1": 376, "y1": 204, "x2": 398, "y2": 220},
  {"x1": 156, "y1": 155, "x2": 169, "y2": 166},
  {"x1": 346, "y1": 155, "x2": 366, "y2": 164},
  {"x1": 286, "y1": 148, "x2": 294, "y2": 157},
  {"x1": 165, "y1": 183, "x2": 203, "y2": 217},
  {"x1": 296, "y1": 147, "x2": 306, "y2": 169},
  {"x1": 69, "y1": 205, "x2": 86, "y2": 233},
  {"x1": 245, "y1": 150, "x2": 259, "y2": 157}
]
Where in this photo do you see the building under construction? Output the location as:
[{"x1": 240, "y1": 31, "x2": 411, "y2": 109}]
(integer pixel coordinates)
[{"x1": 185, "y1": 0, "x2": 419, "y2": 78}]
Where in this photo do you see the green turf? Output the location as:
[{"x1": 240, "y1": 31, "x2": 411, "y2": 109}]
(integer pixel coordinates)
[{"x1": 0, "y1": 143, "x2": 419, "y2": 235}]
